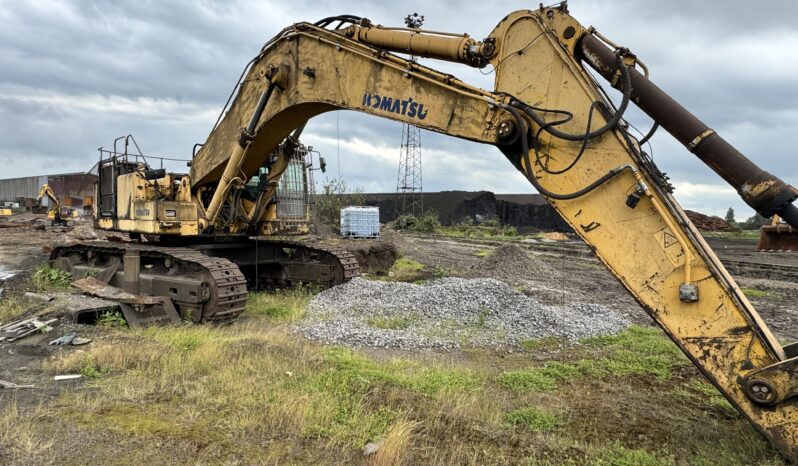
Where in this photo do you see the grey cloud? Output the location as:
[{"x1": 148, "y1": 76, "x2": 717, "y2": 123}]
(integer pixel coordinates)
[{"x1": 1, "y1": 0, "x2": 796, "y2": 220}]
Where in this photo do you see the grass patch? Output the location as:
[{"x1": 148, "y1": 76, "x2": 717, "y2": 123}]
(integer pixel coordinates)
[
  {"x1": 387, "y1": 256, "x2": 427, "y2": 281},
  {"x1": 498, "y1": 361, "x2": 583, "y2": 392},
  {"x1": 474, "y1": 248, "x2": 492, "y2": 257},
  {"x1": 0, "y1": 295, "x2": 27, "y2": 324},
  {"x1": 701, "y1": 230, "x2": 760, "y2": 240},
  {"x1": 504, "y1": 407, "x2": 564, "y2": 432},
  {"x1": 682, "y1": 379, "x2": 736, "y2": 415},
  {"x1": 594, "y1": 444, "x2": 674, "y2": 466},
  {"x1": 434, "y1": 220, "x2": 518, "y2": 239},
  {"x1": 372, "y1": 419, "x2": 419, "y2": 465},
  {"x1": 500, "y1": 327, "x2": 688, "y2": 392},
  {"x1": 322, "y1": 346, "x2": 482, "y2": 396},
  {"x1": 520, "y1": 337, "x2": 563, "y2": 351},
  {"x1": 367, "y1": 315, "x2": 415, "y2": 330},
  {"x1": 740, "y1": 287, "x2": 779, "y2": 299},
  {"x1": 0, "y1": 403, "x2": 54, "y2": 464},
  {"x1": 246, "y1": 285, "x2": 314, "y2": 322},
  {"x1": 392, "y1": 257, "x2": 424, "y2": 272}
]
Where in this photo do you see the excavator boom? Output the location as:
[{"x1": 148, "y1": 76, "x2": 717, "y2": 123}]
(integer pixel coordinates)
[{"x1": 182, "y1": 6, "x2": 798, "y2": 459}]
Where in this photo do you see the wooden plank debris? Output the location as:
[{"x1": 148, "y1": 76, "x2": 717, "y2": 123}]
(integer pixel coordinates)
[{"x1": 0, "y1": 317, "x2": 57, "y2": 342}]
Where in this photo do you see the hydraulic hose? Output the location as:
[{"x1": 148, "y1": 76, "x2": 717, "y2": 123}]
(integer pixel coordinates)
[
  {"x1": 515, "y1": 50, "x2": 632, "y2": 142},
  {"x1": 638, "y1": 122, "x2": 659, "y2": 146},
  {"x1": 498, "y1": 103, "x2": 628, "y2": 200}
]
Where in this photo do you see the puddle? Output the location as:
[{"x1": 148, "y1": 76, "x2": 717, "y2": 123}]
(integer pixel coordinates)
[{"x1": 0, "y1": 263, "x2": 19, "y2": 281}]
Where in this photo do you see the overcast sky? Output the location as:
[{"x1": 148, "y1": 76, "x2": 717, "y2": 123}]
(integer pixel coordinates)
[{"x1": 1, "y1": 0, "x2": 796, "y2": 219}]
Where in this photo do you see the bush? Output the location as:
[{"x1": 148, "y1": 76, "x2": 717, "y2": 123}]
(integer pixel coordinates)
[
  {"x1": 396, "y1": 211, "x2": 441, "y2": 233},
  {"x1": 414, "y1": 211, "x2": 441, "y2": 233},
  {"x1": 314, "y1": 178, "x2": 365, "y2": 229}
]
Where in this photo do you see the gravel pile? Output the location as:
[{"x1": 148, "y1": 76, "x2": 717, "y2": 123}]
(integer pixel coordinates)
[
  {"x1": 295, "y1": 277, "x2": 629, "y2": 349},
  {"x1": 468, "y1": 244, "x2": 560, "y2": 282}
]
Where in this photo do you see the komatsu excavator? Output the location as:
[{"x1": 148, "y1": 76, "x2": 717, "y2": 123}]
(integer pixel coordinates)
[{"x1": 49, "y1": 2, "x2": 798, "y2": 458}]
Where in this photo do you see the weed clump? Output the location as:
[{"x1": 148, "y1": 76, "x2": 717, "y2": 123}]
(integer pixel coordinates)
[
  {"x1": 97, "y1": 311, "x2": 126, "y2": 328},
  {"x1": 367, "y1": 315, "x2": 415, "y2": 330},
  {"x1": 504, "y1": 407, "x2": 564, "y2": 432},
  {"x1": 246, "y1": 285, "x2": 315, "y2": 322},
  {"x1": 32, "y1": 265, "x2": 71, "y2": 289}
]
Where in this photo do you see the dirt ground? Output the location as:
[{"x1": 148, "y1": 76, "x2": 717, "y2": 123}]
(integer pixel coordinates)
[
  {"x1": 2, "y1": 215, "x2": 797, "y2": 343},
  {"x1": 390, "y1": 231, "x2": 798, "y2": 341}
]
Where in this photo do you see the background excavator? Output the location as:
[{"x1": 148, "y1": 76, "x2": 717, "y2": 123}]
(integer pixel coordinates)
[
  {"x1": 758, "y1": 214, "x2": 798, "y2": 251},
  {"x1": 48, "y1": 2, "x2": 798, "y2": 459},
  {"x1": 37, "y1": 183, "x2": 78, "y2": 227}
]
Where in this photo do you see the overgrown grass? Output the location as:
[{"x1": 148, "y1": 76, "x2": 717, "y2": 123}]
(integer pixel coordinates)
[
  {"x1": 0, "y1": 403, "x2": 54, "y2": 464},
  {"x1": 4, "y1": 323, "x2": 783, "y2": 465},
  {"x1": 246, "y1": 285, "x2": 315, "y2": 322},
  {"x1": 0, "y1": 295, "x2": 27, "y2": 324}
]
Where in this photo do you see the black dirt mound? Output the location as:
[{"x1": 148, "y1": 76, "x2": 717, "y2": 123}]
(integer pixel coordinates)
[{"x1": 347, "y1": 241, "x2": 399, "y2": 274}]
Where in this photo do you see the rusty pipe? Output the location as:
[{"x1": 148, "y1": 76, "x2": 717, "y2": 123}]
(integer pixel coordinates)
[{"x1": 578, "y1": 34, "x2": 798, "y2": 228}]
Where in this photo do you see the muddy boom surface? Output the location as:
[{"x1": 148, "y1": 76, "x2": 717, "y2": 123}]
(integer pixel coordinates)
[{"x1": 49, "y1": 239, "x2": 359, "y2": 322}]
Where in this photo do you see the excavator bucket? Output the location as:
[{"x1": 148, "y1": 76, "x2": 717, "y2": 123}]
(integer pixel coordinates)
[{"x1": 757, "y1": 223, "x2": 798, "y2": 251}]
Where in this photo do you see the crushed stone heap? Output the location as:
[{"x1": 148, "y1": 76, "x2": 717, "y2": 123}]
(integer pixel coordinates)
[{"x1": 295, "y1": 277, "x2": 629, "y2": 349}]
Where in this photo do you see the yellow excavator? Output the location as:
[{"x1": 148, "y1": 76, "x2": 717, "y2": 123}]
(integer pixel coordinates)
[
  {"x1": 37, "y1": 183, "x2": 78, "y2": 226},
  {"x1": 49, "y1": 3, "x2": 798, "y2": 458}
]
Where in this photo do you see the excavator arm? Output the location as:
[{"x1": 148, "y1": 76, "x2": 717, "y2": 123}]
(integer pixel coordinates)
[
  {"x1": 188, "y1": 4, "x2": 798, "y2": 458},
  {"x1": 37, "y1": 183, "x2": 61, "y2": 213}
]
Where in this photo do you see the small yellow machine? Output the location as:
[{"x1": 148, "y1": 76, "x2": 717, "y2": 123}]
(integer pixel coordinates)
[{"x1": 49, "y1": 3, "x2": 798, "y2": 457}]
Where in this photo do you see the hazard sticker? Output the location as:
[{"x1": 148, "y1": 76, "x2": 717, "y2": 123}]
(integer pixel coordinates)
[{"x1": 653, "y1": 227, "x2": 685, "y2": 267}]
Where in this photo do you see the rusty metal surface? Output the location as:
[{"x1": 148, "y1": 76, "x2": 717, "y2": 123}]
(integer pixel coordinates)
[
  {"x1": 54, "y1": 242, "x2": 248, "y2": 322},
  {"x1": 757, "y1": 225, "x2": 798, "y2": 252},
  {"x1": 72, "y1": 276, "x2": 163, "y2": 305},
  {"x1": 72, "y1": 276, "x2": 180, "y2": 327}
]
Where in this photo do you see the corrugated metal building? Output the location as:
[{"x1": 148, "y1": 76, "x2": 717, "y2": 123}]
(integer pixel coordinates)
[{"x1": 0, "y1": 173, "x2": 97, "y2": 208}]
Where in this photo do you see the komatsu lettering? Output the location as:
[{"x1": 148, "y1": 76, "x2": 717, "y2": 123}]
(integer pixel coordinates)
[{"x1": 362, "y1": 93, "x2": 428, "y2": 120}]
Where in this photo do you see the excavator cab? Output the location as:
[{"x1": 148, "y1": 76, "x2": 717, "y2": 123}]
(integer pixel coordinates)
[
  {"x1": 757, "y1": 215, "x2": 798, "y2": 251},
  {"x1": 242, "y1": 140, "x2": 318, "y2": 235}
]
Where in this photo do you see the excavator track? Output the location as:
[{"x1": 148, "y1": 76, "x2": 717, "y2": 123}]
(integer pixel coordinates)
[
  {"x1": 256, "y1": 238, "x2": 360, "y2": 287},
  {"x1": 49, "y1": 242, "x2": 248, "y2": 323},
  {"x1": 49, "y1": 238, "x2": 359, "y2": 323}
]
